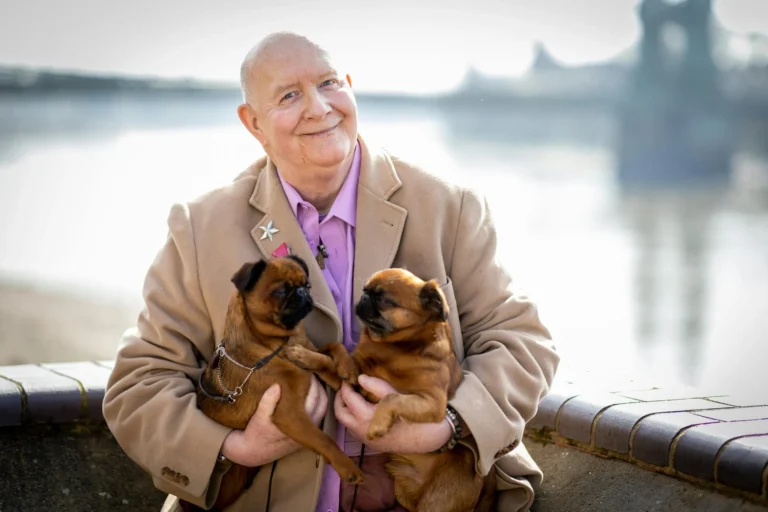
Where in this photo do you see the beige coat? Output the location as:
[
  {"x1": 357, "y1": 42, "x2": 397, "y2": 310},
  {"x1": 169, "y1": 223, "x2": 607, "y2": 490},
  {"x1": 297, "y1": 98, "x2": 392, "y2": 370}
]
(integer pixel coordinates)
[{"x1": 103, "y1": 135, "x2": 559, "y2": 512}]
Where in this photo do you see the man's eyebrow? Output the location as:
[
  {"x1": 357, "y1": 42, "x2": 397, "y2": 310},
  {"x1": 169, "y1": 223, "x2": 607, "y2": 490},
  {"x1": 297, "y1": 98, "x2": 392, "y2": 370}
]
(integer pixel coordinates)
[
  {"x1": 319, "y1": 70, "x2": 338, "y2": 80},
  {"x1": 272, "y1": 81, "x2": 299, "y2": 98},
  {"x1": 272, "y1": 70, "x2": 339, "y2": 98}
]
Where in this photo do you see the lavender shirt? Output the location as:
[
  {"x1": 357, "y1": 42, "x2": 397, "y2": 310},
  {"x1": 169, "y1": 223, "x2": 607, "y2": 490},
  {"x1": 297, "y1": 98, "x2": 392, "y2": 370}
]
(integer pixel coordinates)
[{"x1": 278, "y1": 143, "x2": 361, "y2": 512}]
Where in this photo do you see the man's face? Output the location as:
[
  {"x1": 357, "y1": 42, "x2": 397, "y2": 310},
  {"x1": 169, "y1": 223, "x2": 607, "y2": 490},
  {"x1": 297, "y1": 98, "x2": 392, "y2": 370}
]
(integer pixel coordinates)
[{"x1": 245, "y1": 43, "x2": 358, "y2": 178}]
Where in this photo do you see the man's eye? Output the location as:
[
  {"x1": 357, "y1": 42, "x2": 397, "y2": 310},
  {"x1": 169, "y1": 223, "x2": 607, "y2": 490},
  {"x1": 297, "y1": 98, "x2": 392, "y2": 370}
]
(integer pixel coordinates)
[
  {"x1": 320, "y1": 79, "x2": 338, "y2": 88},
  {"x1": 281, "y1": 91, "x2": 298, "y2": 101}
]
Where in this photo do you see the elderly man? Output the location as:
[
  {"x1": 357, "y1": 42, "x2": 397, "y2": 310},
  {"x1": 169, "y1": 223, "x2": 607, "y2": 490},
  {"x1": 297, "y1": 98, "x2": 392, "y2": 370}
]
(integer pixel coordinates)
[{"x1": 103, "y1": 32, "x2": 559, "y2": 512}]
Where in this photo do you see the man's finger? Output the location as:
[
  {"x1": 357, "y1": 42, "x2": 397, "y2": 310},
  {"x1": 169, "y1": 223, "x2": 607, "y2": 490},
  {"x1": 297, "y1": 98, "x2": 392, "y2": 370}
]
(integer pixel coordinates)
[
  {"x1": 358, "y1": 374, "x2": 397, "y2": 400},
  {"x1": 340, "y1": 382, "x2": 374, "y2": 421},
  {"x1": 305, "y1": 376, "x2": 320, "y2": 411},
  {"x1": 255, "y1": 383, "x2": 281, "y2": 420},
  {"x1": 310, "y1": 388, "x2": 329, "y2": 424},
  {"x1": 334, "y1": 391, "x2": 355, "y2": 429}
]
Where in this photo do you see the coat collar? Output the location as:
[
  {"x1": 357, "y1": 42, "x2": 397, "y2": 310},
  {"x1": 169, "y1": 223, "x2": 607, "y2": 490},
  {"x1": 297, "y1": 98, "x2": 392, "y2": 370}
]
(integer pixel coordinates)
[{"x1": 247, "y1": 135, "x2": 407, "y2": 346}]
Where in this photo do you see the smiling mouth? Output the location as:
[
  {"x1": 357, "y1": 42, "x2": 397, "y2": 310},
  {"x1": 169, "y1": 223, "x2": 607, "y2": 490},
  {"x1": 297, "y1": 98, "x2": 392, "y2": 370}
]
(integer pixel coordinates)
[{"x1": 302, "y1": 124, "x2": 338, "y2": 137}]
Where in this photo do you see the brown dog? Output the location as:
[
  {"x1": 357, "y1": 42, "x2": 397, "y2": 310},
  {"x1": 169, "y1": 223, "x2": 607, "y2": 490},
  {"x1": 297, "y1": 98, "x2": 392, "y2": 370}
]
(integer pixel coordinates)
[
  {"x1": 191, "y1": 256, "x2": 363, "y2": 511},
  {"x1": 285, "y1": 268, "x2": 496, "y2": 512}
]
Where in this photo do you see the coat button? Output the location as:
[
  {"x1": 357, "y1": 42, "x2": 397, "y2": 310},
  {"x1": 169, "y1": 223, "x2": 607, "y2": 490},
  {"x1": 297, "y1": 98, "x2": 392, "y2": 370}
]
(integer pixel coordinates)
[{"x1": 494, "y1": 439, "x2": 520, "y2": 459}]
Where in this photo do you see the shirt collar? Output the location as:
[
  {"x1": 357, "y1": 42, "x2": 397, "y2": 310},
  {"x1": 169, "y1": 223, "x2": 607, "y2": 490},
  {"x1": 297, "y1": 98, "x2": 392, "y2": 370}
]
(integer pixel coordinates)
[{"x1": 277, "y1": 141, "x2": 361, "y2": 227}]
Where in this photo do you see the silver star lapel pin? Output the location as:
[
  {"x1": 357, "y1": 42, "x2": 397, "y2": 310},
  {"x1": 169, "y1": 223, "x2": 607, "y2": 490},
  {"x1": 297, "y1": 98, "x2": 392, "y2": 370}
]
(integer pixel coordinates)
[{"x1": 259, "y1": 220, "x2": 279, "y2": 241}]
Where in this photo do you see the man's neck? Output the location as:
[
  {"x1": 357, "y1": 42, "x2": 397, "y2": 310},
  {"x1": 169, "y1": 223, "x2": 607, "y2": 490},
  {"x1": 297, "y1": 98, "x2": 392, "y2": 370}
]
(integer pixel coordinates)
[{"x1": 280, "y1": 153, "x2": 355, "y2": 213}]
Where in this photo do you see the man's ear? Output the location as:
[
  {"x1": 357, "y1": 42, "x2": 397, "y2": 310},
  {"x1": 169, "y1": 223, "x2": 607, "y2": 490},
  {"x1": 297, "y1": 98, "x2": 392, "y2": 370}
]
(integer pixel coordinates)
[
  {"x1": 237, "y1": 103, "x2": 267, "y2": 146},
  {"x1": 231, "y1": 260, "x2": 268, "y2": 293},
  {"x1": 419, "y1": 280, "x2": 448, "y2": 321}
]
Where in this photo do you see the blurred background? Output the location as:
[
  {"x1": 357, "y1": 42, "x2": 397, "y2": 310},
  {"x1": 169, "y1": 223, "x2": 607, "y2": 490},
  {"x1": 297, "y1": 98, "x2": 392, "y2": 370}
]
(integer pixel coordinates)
[{"x1": 0, "y1": 0, "x2": 766, "y2": 393}]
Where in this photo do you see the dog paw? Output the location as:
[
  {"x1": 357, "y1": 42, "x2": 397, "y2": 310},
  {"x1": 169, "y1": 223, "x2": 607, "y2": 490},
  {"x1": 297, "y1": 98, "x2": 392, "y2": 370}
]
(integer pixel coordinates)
[
  {"x1": 336, "y1": 359, "x2": 359, "y2": 385},
  {"x1": 283, "y1": 346, "x2": 311, "y2": 369},
  {"x1": 337, "y1": 462, "x2": 365, "y2": 485},
  {"x1": 366, "y1": 421, "x2": 391, "y2": 441}
]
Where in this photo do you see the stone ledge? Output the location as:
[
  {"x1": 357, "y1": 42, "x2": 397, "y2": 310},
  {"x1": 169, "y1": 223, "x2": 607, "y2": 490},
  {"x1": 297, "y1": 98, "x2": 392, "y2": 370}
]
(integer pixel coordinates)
[
  {"x1": 530, "y1": 381, "x2": 768, "y2": 505},
  {"x1": 0, "y1": 362, "x2": 111, "y2": 425},
  {"x1": 1, "y1": 362, "x2": 767, "y2": 508}
]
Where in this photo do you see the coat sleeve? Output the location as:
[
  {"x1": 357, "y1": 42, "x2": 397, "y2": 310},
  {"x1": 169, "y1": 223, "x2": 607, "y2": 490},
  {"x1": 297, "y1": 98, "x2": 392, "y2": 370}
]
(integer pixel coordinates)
[
  {"x1": 102, "y1": 203, "x2": 232, "y2": 508},
  {"x1": 447, "y1": 189, "x2": 560, "y2": 476}
]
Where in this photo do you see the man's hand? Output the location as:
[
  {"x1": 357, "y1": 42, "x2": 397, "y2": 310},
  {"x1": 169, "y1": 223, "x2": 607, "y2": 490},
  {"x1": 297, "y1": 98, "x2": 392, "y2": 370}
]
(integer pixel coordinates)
[
  {"x1": 334, "y1": 375, "x2": 453, "y2": 454},
  {"x1": 220, "y1": 375, "x2": 327, "y2": 467}
]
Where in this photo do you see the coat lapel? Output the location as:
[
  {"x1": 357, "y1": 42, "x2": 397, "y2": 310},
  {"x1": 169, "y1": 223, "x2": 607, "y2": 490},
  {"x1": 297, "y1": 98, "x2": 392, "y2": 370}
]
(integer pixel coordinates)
[
  {"x1": 352, "y1": 139, "x2": 408, "y2": 305},
  {"x1": 248, "y1": 160, "x2": 342, "y2": 345},
  {"x1": 246, "y1": 139, "x2": 408, "y2": 347}
]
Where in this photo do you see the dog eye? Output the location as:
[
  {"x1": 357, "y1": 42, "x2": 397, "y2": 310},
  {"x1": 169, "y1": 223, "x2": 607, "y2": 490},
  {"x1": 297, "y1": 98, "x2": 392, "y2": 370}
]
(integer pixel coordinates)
[
  {"x1": 378, "y1": 296, "x2": 398, "y2": 308},
  {"x1": 272, "y1": 286, "x2": 289, "y2": 298}
]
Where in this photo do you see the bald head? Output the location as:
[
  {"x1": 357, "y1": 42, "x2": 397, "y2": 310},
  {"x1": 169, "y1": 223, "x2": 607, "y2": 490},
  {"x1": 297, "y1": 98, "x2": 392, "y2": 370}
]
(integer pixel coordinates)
[
  {"x1": 239, "y1": 32, "x2": 331, "y2": 104},
  {"x1": 234, "y1": 30, "x2": 358, "y2": 193}
]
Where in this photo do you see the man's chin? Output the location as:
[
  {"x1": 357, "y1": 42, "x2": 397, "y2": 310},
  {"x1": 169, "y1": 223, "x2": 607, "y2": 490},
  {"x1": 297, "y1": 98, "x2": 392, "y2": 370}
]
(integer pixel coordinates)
[{"x1": 304, "y1": 144, "x2": 352, "y2": 169}]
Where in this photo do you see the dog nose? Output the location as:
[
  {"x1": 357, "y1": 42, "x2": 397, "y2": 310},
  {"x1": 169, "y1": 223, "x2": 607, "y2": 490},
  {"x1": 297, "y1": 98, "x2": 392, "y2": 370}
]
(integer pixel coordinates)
[
  {"x1": 296, "y1": 287, "x2": 309, "y2": 300},
  {"x1": 355, "y1": 294, "x2": 372, "y2": 316}
]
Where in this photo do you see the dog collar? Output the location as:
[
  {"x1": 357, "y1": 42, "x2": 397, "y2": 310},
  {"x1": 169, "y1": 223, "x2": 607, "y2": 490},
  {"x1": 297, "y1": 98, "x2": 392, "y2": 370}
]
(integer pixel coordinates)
[{"x1": 199, "y1": 340, "x2": 285, "y2": 404}]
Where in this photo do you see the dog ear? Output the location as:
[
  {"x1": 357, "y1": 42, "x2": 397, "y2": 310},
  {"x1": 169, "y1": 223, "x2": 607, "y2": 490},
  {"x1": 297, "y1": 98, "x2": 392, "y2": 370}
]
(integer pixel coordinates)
[
  {"x1": 286, "y1": 255, "x2": 310, "y2": 278},
  {"x1": 419, "y1": 280, "x2": 448, "y2": 321},
  {"x1": 231, "y1": 260, "x2": 268, "y2": 293}
]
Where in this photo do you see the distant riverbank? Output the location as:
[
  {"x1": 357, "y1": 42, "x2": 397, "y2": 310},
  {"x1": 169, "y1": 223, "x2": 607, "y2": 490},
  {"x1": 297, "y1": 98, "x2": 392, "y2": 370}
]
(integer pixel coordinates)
[{"x1": 0, "y1": 280, "x2": 139, "y2": 365}]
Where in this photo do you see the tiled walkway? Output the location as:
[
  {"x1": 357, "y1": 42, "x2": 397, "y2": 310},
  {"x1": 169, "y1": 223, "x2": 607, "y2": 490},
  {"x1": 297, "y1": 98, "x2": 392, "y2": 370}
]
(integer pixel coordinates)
[{"x1": 529, "y1": 374, "x2": 768, "y2": 504}]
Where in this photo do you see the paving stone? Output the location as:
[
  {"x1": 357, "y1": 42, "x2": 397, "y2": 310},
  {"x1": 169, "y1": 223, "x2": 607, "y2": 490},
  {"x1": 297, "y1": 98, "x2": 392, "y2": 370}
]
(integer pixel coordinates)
[
  {"x1": 715, "y1": 435, "x2": 768, "y2": 495},
  {"x1": 693, "y1": 406, "x2": 768, "y2": 422},
  {"x1": 556, "y1": 393, "x2": 638, "y2": 444},
  {"x1": 594, "y1": 399, "x2": 725, "y2": 454},
  {"x1": 42, "y1": 362, "x2": 112, "y2": 420},
  {"x1": 529, "y1": 385, "x2": 582, "y2": 430},
  {"x1": 0, "y1": 376, "x2": 23, "y2": 426},
  {"x1": 632, "y1": 412, "x2": 719, "y2": 467},
  {"x1": 616, "y1": 386, "x2": 727, "y2": 402},
  {"x1": 708, "y1": 395, "x2": 768, "y2": 407},
  {"x1": 0, "y1": 364, "x2": 82, "y2": 423},
  {"x1": 673, "y1": 419, "x2": 768, "y2": 482}
]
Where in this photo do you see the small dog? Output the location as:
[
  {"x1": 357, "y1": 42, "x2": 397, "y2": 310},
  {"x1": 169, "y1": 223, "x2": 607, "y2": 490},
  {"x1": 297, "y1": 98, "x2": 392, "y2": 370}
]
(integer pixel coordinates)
[
  {"x1": 191, "y1": 256, "x2": 363, "y2": 511},
  {"x1": 286, "y1": 268, "x2": 496, "y2": 512}
]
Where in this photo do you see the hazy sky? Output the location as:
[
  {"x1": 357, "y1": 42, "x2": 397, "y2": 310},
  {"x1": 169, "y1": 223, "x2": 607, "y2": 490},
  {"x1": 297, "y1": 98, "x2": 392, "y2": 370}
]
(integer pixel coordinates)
[{"x1": 0, "y1": 0, "x2": 765, "y2": 93}]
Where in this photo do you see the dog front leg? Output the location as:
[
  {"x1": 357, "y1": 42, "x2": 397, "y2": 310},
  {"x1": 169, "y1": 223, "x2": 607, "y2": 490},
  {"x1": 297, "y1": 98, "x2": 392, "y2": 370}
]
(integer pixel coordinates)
[
  {"x1": 271, "y1": 399, "x2": 364, "y2": 484},
  {"x1": 367, "y1": 392, "x2": 446, "y2": 440},
  {"x1": 282, "y1": 345, "x2": 343, "y2": 390},
  {"x1": 322, "y1": 342, "x2": 359, "y2": 385}
]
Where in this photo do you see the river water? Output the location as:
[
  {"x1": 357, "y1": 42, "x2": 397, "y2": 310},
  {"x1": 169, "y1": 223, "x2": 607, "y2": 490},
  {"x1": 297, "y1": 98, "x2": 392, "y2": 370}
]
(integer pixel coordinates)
[{"x1": 1, "y1": 91, "x2": 767, "y2": 393}]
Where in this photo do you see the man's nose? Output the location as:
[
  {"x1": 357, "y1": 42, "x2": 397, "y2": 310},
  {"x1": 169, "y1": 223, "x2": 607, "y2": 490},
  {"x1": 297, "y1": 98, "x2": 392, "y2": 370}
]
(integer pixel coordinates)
[{"x1": 304, "y1": 89, "x2": 332, "y2": 118}]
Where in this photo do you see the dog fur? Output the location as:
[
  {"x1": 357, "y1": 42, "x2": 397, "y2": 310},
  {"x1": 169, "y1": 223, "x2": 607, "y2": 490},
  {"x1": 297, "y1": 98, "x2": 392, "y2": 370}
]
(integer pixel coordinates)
[
  {"x1": 285, "y1": 268, "x2": 496, "y2": 512},
  {"x1": 189, "y1": 256, "x2": 363, "y2": 511}
]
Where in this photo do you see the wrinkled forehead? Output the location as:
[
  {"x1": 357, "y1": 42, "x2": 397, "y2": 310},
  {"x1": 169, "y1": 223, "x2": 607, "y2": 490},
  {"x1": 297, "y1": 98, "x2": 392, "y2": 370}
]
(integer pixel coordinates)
[{"x1": 253, "y1": 44, "x2": 338, "y2": 98}]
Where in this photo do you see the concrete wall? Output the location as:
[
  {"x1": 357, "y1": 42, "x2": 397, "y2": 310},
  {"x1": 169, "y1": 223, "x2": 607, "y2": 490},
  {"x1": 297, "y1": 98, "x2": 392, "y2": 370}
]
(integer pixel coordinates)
[{"x1": 1, "y1": 361, "x2": 767, "y2": 511}]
